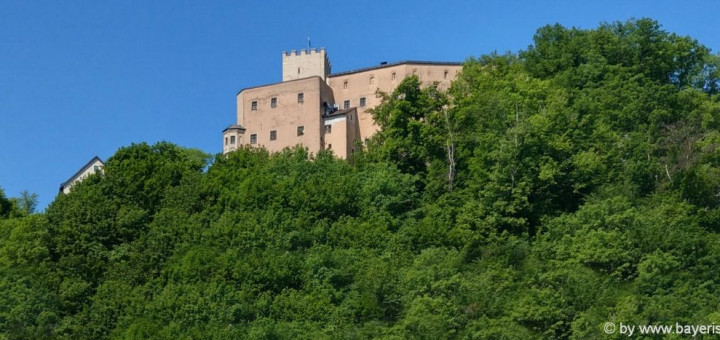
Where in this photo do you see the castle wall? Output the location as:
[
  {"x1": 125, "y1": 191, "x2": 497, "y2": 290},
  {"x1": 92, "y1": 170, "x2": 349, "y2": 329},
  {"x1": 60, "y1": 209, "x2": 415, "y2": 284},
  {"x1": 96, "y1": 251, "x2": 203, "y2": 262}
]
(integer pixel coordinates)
[
  {"x1": 238, "y1": 77, "x2": 326, "y2": 154},
  {"x1": 327, "y1": 63, "x2": 462, "y2": 141},
  {"x1": 321, "y1": 108, "x2": 358, "y2": 159}
]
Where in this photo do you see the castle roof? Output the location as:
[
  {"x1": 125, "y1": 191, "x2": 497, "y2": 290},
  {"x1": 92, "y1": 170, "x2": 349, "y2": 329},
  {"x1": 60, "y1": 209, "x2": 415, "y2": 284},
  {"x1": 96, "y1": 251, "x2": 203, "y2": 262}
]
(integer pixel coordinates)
[
  {"x1": 324, "y1": 107, "x2": 356, "y2": 118},
  {"x1": 223, "y1": 124, "x2": 246, "y2": 132},
  {"x1": 329, "y1": 60, "x2": 463, "y2": 77},
  {"x1": 237, "y1": 76, "x2": 323, "y2": 95},
  {"x1": 236, "y1": 60, "x2": 463, "y2": 95}
]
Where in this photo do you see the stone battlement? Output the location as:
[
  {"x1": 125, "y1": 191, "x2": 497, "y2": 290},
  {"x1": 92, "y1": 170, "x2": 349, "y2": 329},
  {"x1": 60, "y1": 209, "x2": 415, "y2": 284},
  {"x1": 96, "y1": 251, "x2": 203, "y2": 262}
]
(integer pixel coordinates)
[{"x1": 283, "y1": 47, "x2": 326, "y2": 57}]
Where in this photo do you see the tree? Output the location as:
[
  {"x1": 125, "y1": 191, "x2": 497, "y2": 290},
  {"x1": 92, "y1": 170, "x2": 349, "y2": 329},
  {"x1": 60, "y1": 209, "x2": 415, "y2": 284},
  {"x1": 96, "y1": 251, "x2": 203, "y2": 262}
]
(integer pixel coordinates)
[
  {"x1": 368, "y1": 76, "x2": 447, "y2": 174},
  {"x1": 12, "y1": 190, "x2": 38, "y2": 215},
  {"x1": 0, "y1": 187, "x2": 16, "y2": 219}
]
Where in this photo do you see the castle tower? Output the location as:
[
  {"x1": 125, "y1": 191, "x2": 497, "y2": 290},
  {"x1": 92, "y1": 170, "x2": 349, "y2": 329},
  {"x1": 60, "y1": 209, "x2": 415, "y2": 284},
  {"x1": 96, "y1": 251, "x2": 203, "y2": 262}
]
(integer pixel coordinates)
[{"x1": 282, "y1": 48, "x2": 331, "y2": 82}]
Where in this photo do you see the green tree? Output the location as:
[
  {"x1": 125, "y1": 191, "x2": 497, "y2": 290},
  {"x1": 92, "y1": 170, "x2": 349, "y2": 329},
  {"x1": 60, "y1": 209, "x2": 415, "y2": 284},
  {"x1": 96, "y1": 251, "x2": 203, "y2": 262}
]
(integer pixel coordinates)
[{"x1": 12, "y1": 190, "x2": 38, "y2": 215}]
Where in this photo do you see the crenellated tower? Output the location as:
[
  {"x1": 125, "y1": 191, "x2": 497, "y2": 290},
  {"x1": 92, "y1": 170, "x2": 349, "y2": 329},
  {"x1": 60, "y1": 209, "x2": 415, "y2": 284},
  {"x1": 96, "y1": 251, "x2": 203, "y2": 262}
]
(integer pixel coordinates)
[{"x1": 282, "y1": 48, "x2": 331, "y2": 81}]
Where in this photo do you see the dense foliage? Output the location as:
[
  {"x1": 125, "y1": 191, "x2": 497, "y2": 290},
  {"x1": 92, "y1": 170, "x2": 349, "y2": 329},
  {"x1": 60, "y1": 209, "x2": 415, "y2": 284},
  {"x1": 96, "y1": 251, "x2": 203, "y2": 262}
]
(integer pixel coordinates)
[{"x1": 2, "y1": 19, "x2": 720, "y2": 339}]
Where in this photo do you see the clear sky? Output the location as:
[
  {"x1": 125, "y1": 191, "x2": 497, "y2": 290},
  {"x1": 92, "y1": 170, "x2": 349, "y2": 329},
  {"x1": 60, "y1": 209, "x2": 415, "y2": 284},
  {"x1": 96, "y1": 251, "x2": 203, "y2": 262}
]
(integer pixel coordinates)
[{"x1": 1, "y1": 0, "x2": 719, "y2": 210}]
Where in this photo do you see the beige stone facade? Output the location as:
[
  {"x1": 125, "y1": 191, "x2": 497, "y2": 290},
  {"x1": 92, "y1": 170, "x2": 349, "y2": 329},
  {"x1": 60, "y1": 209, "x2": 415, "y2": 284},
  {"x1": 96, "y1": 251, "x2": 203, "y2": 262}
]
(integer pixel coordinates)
[{"x1": 223, "y1": 48, "x2": 462, "y2": 159}]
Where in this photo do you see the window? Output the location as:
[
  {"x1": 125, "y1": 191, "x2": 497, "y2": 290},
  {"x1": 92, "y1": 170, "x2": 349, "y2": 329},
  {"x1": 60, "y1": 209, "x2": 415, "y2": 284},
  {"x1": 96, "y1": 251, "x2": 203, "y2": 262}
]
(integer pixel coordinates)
[
  {"x1": 444, "y1": 70, "x2": 449, "y2": 79},
  {"x1": 359, "y1": 97, "x2": 366, "y2": 107},
  {"x1": 297, "y1": 93, "x2": 304, "y2": 103},
  {"x1": 324, "y1": 124, "x2": 332, "y2": 134},
  {"x1": 271, "y1": 97, "x2": 277, "y2": 108},
  {"x1": 250, "y1": 134, "x2": 257, "y2": 144},
  {"x1": 343, "y1": 81, "x2": 348, "y2": 89},
  {"x1": 297, "y1": 67, "x2": 300, "y2": 74},
  {"x1": 369, "y1": 76, "x2": 375, "y2": 84},
  {"x1": 328, "y1": 144, "x2": 332, "y2": 149},
  {"x1": 251, "y1": 101, "x2": 257, "y2": 110},
  {"x1": 270, "y1": 130, "x2": 277, "y2": 141},
  {"x1": 225, "y1": 137, "x2": 228, "y2": 146},
  {"x1": 230, "y1": 136, "x2": 236, "y2": 144},
  {"x1": 297, "y1": 126, "x2": 304, "y2": 136},
  {"x1": 391, "y1": 72, "x2": 396, "y2": 80},
  {"x1": 344, "y1": 100, "x2": 350, "y2": 109},
  {"x1": 93, "y1": 165, "x2": 100, "y2": 173}
]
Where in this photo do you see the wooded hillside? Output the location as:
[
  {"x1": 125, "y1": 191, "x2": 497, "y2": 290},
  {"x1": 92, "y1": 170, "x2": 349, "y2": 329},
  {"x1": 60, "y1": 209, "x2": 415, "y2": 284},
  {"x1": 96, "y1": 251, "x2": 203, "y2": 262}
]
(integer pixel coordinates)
[{"x1": 2, "y1": 18, "x2": 720, "y2": 339}]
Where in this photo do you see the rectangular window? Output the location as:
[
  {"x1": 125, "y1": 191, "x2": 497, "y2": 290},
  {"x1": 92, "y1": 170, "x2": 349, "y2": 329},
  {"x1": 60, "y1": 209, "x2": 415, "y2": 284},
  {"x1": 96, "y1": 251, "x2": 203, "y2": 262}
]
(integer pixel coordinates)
[
  {"x1": 343, "y1": 100, "x2": 350, "y2": 109},
  {"x1": 297, "y1": 126, "x2": 304, "y2": 136},
  {"x1": 251, "y1": 101, "x2": 257, "y2": 110},
  {"x1": 324, "y1": 124, "x2": 332, "y2": 134},
  {"x1": 250, "y1": 134, "x2": 257, "y2": 144},
  {"x1": 359, "y1": 97, "x2": 366, "y2": 107},
  {"x1": 270, "y1": 130, "x2": 277, "y2": 141},
  {"x1": 230, "y1": 136, "x2": 236, "y2": 144},
  {"x1": 93, "y1": 165, "x2": 100, "y2": 173},
  {"x1": 225, "y1": 137, "x2": 228, "y2": 146},
  {"x1": 271, "y1": 97, "x2": 277, "y2": 108},
  {"x1": 297, "y1": 93, "x2": 304, "y2": 103}
]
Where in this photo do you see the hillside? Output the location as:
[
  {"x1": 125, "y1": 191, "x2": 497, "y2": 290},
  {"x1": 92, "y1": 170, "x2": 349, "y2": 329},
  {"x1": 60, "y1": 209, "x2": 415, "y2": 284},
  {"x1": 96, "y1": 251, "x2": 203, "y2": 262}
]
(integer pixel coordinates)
[{"x1": 2, "y1": 18, "x2": 720, "y2": 339}]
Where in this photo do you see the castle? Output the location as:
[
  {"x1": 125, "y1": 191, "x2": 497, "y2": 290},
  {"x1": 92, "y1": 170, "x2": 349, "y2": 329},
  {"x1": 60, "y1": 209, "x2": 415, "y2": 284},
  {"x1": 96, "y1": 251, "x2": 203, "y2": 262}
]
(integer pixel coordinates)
[{"x1": 222, "y1": 48, "x2": 462, "y2": 158}]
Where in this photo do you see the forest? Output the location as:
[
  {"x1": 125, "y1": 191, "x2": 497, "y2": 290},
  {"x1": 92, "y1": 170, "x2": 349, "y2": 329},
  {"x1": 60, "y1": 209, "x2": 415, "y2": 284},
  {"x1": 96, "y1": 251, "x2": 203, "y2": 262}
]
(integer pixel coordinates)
[{"x1": 2, "y1": 18, "x2": 720, "y2": 339}]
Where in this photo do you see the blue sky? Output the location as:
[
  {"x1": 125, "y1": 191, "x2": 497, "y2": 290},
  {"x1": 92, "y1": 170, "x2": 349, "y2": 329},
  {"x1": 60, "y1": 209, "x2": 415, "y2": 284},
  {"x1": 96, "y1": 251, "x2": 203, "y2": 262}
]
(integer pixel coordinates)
[{"x1": 1, "y1": 0, "x2": 718, "y2": 210}]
